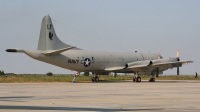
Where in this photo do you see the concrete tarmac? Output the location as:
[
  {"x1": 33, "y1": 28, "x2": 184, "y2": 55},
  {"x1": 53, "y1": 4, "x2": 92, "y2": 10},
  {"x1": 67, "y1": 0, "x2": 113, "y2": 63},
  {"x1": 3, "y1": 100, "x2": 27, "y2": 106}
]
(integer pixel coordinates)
[{"x1": 0, "y1": 80, "x2": 200, "y2": 112}]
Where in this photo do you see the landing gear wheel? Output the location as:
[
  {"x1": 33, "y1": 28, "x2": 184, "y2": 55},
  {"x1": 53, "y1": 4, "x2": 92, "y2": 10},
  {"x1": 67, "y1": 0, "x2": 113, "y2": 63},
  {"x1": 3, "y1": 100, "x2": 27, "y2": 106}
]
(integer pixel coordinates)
[
  {"x1": 95, "y1": 76, "x2": 99, "y2": 82},
  {"x1": 133, "y1": 76, "x2": 141, "y2": 82},
  {"x1": 133, "y1": 77, "x2": 136, "y2": 82},
  {"x1": 91, "y1": 77, "x2": 95, "y2": 82},
  {"x1": 137, "y1": 76, "x2": 141, "y2": 82},
  {"x1": 149, "y1": 78, "x2": 155, "y2": 82},
  {"x1": 91, "y1": 76, "x2": 99, "y2": 82}
]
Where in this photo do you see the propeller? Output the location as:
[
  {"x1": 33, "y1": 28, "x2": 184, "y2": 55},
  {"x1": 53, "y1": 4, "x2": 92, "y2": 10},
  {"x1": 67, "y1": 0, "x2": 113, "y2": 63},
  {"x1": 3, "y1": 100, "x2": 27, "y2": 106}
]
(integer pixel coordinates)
[
  {"x1": 177, "y1": 67, "x2": 180, "y2": 75},
  {"x1": 156, "y1": 53, "x2": 162, "y2": 77},
  {"x1": 176, "y1": 50, "x2": 180, "y2": 75},
  {"x1": 156, "y1": 68, "x2": 159, "y2": 77}
]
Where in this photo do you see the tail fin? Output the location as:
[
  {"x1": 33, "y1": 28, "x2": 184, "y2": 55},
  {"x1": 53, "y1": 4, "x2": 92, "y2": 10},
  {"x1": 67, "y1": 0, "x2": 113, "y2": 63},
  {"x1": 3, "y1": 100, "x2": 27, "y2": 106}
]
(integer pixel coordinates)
[{"x1": 37, "y1": 15, "x2": 81, "y2": 51}]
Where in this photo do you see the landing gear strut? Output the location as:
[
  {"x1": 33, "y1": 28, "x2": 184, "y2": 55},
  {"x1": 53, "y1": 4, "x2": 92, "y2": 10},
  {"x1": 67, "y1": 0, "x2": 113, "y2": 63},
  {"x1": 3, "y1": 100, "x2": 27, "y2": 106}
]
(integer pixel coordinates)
[
  {"x1": 91, "y1": 73, "x2": 99, "y2": 82},
  {"x1": 149, "y1": 74, "x2": 155, "y2": 82},
  {"x1": 149, "y1": 68, "x2": 159, "y2": 82},
  {"x1": 72, "y1": 72, "x2": 80, "y2": 83},
  {"x1": 133, "y1": 72, "x2": 141, "y2": 82},
  {"x1": 114, "y1": 73, "x2": 117, "y2": 77}
]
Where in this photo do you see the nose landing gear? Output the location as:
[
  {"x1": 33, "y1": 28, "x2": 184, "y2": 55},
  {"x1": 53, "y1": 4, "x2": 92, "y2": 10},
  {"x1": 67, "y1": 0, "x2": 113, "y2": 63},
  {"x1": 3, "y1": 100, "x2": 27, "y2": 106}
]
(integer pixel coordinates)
[{"x1": 72, "y1": 72, "x2": 80, "y2": 83}]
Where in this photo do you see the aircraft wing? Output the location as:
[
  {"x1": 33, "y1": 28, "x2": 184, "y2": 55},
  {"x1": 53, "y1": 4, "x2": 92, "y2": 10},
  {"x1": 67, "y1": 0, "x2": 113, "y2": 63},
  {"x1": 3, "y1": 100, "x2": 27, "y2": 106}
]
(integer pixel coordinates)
[
  {"x1": 42, "y1": 46, "x2": 76, "y2": 55},
  {"x1": 152, "y1": 61, "x2": 193, "y2": 68},
  {"x1": 104, "y1": 61, "x2": 193, "y2": 72}
]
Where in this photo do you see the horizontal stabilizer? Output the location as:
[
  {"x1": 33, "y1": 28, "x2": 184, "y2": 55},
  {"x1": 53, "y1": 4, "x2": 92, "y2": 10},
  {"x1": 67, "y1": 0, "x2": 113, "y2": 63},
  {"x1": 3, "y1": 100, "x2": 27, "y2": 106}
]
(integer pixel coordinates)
[{"x1": 42, "y1": 46, "x2": 76, "y2": 55}]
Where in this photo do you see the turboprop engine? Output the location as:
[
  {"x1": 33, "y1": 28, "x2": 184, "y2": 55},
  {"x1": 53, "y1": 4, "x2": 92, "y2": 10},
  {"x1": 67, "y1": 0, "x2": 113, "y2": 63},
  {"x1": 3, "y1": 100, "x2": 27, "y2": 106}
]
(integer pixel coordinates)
[{"x1": 125, "y1": 60, "x2": 152, "y2": 69}]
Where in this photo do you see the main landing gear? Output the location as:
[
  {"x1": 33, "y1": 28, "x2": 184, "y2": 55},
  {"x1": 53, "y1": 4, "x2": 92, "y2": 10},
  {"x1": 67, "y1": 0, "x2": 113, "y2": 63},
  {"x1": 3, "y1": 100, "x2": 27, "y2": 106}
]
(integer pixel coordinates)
[
  {"x1": 133, "y1": 76, "x2": 141, "y2": 82},
  {"x1": 91, "y1": 75, "x2": 99, "y2": 82},
  {"x1": 149, "y1": 68, "x2": 159, "y2": 82},
  {"x1": 114, "y1": 73, "x2": 117, "y2": 77},
  {"x1": 149, "y1": 73, "x2": 156, "y2": 82},
  {"x1": 149, "y1": 77, "x2": 155, "y2": 82},
  {"x1": 133, "y1": 72, "x2": 141, "y2": 82},
  {"x1": 91, "y1": 72, "x2": 99, "y2": 82}
]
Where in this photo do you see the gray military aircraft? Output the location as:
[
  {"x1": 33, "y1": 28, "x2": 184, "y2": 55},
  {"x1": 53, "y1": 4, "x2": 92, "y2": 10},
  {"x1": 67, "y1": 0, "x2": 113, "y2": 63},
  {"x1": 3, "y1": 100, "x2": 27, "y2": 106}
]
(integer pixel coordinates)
[{"x1": 6, "y1": 15, "x2": 193, "y2": 82}]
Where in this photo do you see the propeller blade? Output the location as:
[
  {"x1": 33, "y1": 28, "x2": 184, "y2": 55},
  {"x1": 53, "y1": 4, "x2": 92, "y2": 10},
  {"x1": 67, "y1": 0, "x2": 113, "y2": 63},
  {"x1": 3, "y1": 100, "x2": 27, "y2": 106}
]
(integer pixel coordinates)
[
  {"x1": 177, "y1": 67, "x2": 180, "y2": 75},
  {"x1": 156, "y1": 68, "x2": 159, "y2": 77},
  {"x1": 177, "y1": 50, "x2": 180, "y2": 61}
]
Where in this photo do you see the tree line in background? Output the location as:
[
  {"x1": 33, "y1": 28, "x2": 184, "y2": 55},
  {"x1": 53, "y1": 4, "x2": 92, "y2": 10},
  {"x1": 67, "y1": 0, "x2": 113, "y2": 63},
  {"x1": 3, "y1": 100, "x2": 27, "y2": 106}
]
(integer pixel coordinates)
[
  {"x1": 0, "y1": 70, "x2": 90, "y2": 76},
  {"x1": 45, "y1": 72, "x2": 90, "y2": 76},
  {"x1": 0, "y1": 70, "x2": 5, "y2": 75}
]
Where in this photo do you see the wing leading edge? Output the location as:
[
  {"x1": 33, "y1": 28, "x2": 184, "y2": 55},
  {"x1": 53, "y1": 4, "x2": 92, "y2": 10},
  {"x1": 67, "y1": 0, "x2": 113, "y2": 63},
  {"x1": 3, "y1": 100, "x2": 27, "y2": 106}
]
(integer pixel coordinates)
[{"x1": 104, "y1": 60, "x2": 193, "y2": 72}]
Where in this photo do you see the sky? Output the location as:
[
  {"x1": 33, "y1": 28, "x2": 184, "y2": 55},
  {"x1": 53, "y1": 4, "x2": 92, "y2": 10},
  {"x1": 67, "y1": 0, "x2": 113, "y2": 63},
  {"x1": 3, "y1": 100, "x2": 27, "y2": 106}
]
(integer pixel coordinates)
[{"x1": 0, "y1": 0, "x2": 199, "y2": 75}]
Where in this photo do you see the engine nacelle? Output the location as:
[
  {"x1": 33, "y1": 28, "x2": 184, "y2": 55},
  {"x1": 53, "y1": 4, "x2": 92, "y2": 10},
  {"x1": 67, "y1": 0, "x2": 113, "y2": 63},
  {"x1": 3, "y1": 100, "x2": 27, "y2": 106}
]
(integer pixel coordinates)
[
  {"x1": 125, "y1": 60, "x2": 152, "y2": 68},
  {"x1": 151, "y1": 57, "x2": 178, "y2": 64}
]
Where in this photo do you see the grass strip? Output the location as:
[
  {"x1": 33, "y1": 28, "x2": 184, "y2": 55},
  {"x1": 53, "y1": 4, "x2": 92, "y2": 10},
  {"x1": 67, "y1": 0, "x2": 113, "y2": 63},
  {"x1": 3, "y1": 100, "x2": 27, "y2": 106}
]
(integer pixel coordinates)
[{"x1": 0, "y1": 75, "x2": 199, "y2": 83}]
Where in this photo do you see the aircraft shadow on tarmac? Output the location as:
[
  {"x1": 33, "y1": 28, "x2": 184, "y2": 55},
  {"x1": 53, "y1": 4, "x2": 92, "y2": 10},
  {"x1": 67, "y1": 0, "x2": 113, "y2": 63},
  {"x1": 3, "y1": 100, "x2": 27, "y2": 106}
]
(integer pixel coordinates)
[
  {"x1": 0, "y1": 105, "x2": 163, "y2": 111},
  {"x1": 0, "y1": 96, "x2": 34, "y2": 102},
  {"x1": 140, "y1": 80, "x2": 200, "y2": 83},
  {"x1": 79, "y1": 80, "x2": 200, "y2": 83},
  {"x1": 0, "y1": 96, "x2": 164, "y2": 111}
]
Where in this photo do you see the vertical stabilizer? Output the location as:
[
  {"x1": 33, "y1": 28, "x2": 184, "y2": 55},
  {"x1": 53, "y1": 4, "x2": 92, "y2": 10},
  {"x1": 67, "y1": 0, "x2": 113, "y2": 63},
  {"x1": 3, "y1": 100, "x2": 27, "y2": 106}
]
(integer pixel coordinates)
[{"x1": 37, "y1": 15, "x2": 80, "y2": 51}]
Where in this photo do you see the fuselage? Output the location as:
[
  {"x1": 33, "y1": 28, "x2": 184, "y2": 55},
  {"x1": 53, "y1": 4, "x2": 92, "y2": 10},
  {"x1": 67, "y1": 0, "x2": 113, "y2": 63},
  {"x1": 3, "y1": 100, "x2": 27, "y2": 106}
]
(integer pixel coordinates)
[{"x1": 25, "y1": 50, "x2": 159, "y2": 73}]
